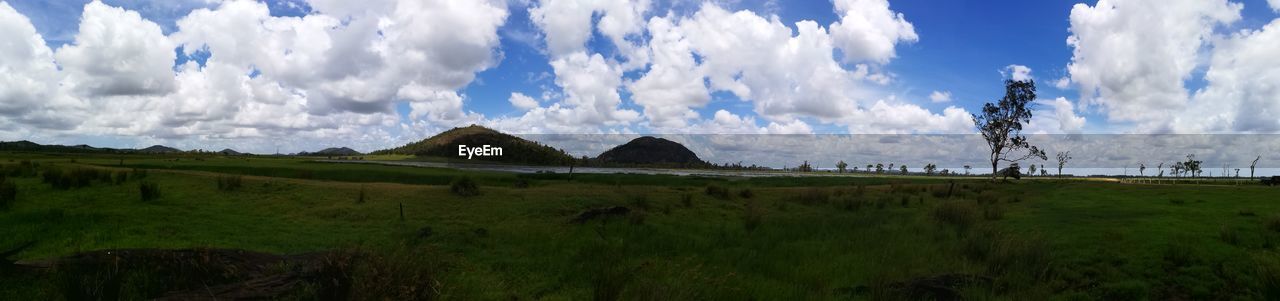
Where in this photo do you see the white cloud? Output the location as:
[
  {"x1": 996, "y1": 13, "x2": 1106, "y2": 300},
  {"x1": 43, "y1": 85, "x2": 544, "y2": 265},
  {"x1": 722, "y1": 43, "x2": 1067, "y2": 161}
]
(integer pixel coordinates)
[
  {"x1": 1003, "y1": 65, "x2": 1033, "y2": 82},
  {"x1": 509, "y1": 92, "x2": 540, "y2": 111},
  {"x1": 1270, "y1": 0, "x2": 1280, "y2": 12},
  {"x1": 55, "y1": 1, "x2": 177, "y2": 98},
  {"x1": 687, "y1": 110, "x2": 814, "y2": 134},
  {"x1": 929, "y1": 91, "x2": 952, "y2": 103},
  {"x1": 628, "y1": 15, "x2": 709, "y2": 129},
  {"x1": 528, "y1": 0, "x2": 650, "y2": 66},
  {"x1": 1182, "y1": 19, "x2": 1280, "y2": 133},
  {"x1": 844, "y1": 100, "x2": 973, "y2": 134},
  {"x1": 1053, "y1": 77, "x2": 1071, "y2": 90},
  {"x1": 1065, "y1": 0, "x2": 1241, "y2": 128},
  {"x1": 828, "y1": 0, "x2": 918, "y2": 64},
  {"x1": 1025, "y1": 97, "x2": 1087, "y2": 134},
  {"x1": 0, "y1": 1, "x2": 76, "y2": 129},
  {"x1": 549, "y1": 51, "x2": 641, "y2": 125}
]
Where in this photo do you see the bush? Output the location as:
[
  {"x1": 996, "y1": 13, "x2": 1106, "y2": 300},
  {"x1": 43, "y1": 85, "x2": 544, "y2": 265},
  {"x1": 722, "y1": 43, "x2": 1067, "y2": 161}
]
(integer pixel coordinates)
[
  {"x1": 738, "y1": 188, "x2": 754, "y2": 199},
  {"x1": 139, "y1": 182, "x2": 161, "y2": 202},
  {"x1": 932, "y1": 201, "x2": 978, "y2": 231},
  {"x1": 705, "y1": 184, "x2": 730, "y2": 200},
  {"x1": 0, "y1": 179, "x2": 16, "y2": 210},
  {"x1": 450, "y1": 177, "x2": 480, "y2": 197},
  {"x1": 216, "y1": 175, "x2": 243, "y2": 191}
]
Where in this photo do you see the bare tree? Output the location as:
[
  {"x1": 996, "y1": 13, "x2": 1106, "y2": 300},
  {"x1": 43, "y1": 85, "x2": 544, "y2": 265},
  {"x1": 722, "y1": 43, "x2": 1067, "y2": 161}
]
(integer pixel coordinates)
[
  {"x1": 1139, "y1": 163, "x2": 1146, "y2": 177},
  {"x1": 1251, "y1": 156, "x2": 1261, "y2": 179},
  {"x1": 974, "y1": 80, "x2": 1046, "y2": 180},
  {"x1": 1157, "y1": 162, "x2": 1164, "y2": 178},
  {"x1": 1056, "y1": 151, "x2": 1071, "y2": 177}
]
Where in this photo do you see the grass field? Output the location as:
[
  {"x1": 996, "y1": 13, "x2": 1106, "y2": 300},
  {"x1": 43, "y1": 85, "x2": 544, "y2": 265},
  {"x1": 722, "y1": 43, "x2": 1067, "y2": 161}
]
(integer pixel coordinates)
[{"x1": 2, "y1": 153, "x2": 1279, "y2": 300}]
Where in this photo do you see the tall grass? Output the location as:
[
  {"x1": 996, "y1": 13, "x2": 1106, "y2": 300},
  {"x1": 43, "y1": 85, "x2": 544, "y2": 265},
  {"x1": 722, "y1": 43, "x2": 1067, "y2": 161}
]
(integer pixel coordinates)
[
  {"x1": 216, "y1": 175, "x2": 243, "y2": 191},
  {"x1": 932, "y1": 201, "x2": 978, "y2": 232},
  {"x1": 0, "y1": 178, "x2": 15, "y2": 210}
]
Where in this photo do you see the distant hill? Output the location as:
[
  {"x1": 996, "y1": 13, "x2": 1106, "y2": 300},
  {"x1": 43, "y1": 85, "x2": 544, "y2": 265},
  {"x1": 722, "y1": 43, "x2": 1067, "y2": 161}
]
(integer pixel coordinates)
[
  {"x1": 301, "y1": 147, "x2": 362, "y2": 156},
  {"x1": 0, "y1": 140, "x2": 127, "y2": 154},
  {"x1": 595, "y1": 136, "x2": 707, "y2": 167},
  {"x1": 138, "y1": 145, "x2": 182, "y2": 154},
  {"x1": 218, "y1": 149, "x2": 244, "y2": 156},
  {"x1": 374, "y1": 125, "x2": 575, "y2": 165}
]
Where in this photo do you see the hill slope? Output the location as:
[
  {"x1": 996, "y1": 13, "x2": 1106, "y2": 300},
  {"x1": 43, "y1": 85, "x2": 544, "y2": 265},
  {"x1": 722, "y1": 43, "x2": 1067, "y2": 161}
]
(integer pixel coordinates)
[
  {"x1": 301, "y1": 147, "x2": 362, "y2": 156},
  {"x1": 138, "y1": 145, "x2": 182, "y2": 154},
  {"x1": 374, "y1": 125, "x2": 574, "y2": 165},
  {"x1": 595, "y1": 136, "x2": 706, "y2": 167}
]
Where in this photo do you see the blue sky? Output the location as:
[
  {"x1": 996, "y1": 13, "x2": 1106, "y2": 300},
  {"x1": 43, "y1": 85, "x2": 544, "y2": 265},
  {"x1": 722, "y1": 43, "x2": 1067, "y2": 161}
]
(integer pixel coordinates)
[{"x1": 2, "y1": 0, "x2": 1280, "y2": 153}]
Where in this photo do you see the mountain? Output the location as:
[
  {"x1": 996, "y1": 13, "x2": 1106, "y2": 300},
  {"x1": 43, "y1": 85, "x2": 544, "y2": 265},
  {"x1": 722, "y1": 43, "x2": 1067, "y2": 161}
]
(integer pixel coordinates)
[
  {"x1": 138, "y1": 145, "x2": 182, "y2": 154},
  {"x1": 301, "y1": 147, "x2": 362, "y2": 156},
  {"x1": 374, "y1": 125, "x2": 575, "y2": 165},
  {"x1": 595, "y1": 136, "x2": 706, "y2": 167},
  {"x1": 0, "y1": 140, "x2": 126, "y2": 154},
  {"x1": 218, "y1": 149, "x2": 244, "y2": 156}
]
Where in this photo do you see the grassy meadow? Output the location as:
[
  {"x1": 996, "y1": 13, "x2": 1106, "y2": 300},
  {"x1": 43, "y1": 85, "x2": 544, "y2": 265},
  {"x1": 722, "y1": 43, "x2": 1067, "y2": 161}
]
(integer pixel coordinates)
[{"x1": 2, "y1": 153, "x2": 1279, "y2": 300}]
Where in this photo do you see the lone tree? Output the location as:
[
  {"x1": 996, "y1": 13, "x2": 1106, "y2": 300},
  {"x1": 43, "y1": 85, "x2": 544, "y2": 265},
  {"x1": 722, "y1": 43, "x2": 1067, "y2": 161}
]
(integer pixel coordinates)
[
  {"x1": 901, "y1": 165, "x2": 909, "y2": 175},
  {"x1": 836, "y1": 160, "x2": 848, "y2": 173},
  {"x1": 1139, "y1": 163, "x2": 1146, "y2": 177},
  {"x1": 1251, "y1": 156, "x2": 1261, "y2": 179},
  {"x1": 964, "y1": 165, "x2": 972, "y2": 175},
  {"x1": 974, "y1": 80, "x2": 1046, "y2": 180},
  {"x1": 1028, "y1": 164, "x2": 1037, "y2": 176},
  {"x1": 925, "y1": 163, "x2": 938, "y2": 175},
  {"x1": 1056, "y1": 151, "x2": 1071, "y2": 177}
]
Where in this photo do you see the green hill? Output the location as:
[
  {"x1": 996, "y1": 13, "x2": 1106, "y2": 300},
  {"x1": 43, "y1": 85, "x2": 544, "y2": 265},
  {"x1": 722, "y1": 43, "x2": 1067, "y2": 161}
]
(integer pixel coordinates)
[{"x1": 374, "y1": 125, "x2": 575, "y2": 165}]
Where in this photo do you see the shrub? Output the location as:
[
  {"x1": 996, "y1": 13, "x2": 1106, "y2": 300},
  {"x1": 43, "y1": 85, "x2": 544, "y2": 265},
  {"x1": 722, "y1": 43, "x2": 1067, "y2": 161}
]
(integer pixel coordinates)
[
  {"x1": 930, "y1": 186, "x2": 949, "y2": 198},
  {"x1": 738, "y1": 188, "x2": 754, "y2": 199},
  {"x1": 932, "y1": 201, "x2": 978, "y2": 231},
  {"x1": 705, "y1": 184, "x2": 730, "y2": 200},
  {"x1": 139, "y1": 182, "x2": 161, "y2": 202},
  {"x1": 0, "y1": 179, "x2": 16, "y2": 210},
  {"x1": 450, "y1": 177, "x2": 480, "y2": 197},
  {"x1": 216, "y1": 175, "x2": 242, "y2": 191}
]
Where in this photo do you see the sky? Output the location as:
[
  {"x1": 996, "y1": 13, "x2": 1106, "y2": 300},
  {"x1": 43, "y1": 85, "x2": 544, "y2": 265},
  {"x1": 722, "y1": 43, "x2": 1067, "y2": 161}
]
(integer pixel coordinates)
[{"x1": 2, "y1": 0, "x2": 1280, "y2": 154}]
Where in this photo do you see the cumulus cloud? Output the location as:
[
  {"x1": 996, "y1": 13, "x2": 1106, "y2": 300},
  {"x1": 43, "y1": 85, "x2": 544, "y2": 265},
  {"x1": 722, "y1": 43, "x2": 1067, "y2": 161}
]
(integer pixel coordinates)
[
  {"x1": 55, "y1": 1, "x2": 177, "y2": 98},
  {"x1": 1065, "y1": 0, "x2": 1241, "y2": 128},
  {"x1": 1025, "y1": 97, "x2": 1087, "y2": 134},
  {"x1": 1271, "y1": 0, "x2": 1280, "y2": 12},
  {"x1": 828, "y1": 0, "x2": 918, "y2": 64},
  {"x1": 509, "y1": 92, "x2": 540, "y2": 111},
  {"x1": 0, "y1": 1, "x2": 69, "y2": 125},
  {"x1": 1182, "y1": 19, "x2": 1280, "y2": 133},
  {"x1": 628, "y1": 15, "x2": 709, "y2": 129},
  {"x1": 929, "y1": 91, "x2": 952, "y2": 103},
  {"x1": 1003, "y1": 65, "x2": 1033, "y2": 82},
  {"x1": 528, "y1": 0, "x2": 650, "y2": 65}
]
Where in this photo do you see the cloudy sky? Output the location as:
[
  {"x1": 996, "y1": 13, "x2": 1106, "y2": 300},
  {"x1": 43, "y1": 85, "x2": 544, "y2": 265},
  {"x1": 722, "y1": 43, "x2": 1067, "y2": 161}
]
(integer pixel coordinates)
[{"x1": 2, "y1": 0, "x2": 1280, "y2": 154}]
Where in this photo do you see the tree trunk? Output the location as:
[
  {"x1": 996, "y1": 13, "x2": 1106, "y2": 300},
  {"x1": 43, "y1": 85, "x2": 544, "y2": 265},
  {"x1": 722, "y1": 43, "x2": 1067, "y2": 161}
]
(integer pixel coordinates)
[{"x1": 991, "y1": 161, "x2": 998, "y2": 181}]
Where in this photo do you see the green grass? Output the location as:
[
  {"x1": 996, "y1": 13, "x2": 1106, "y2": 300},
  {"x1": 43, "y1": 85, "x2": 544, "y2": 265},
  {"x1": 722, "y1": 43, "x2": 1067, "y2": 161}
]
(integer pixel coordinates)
[{"x1": 2, "y1": 154, "x2": 1279, "y2": 299}]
